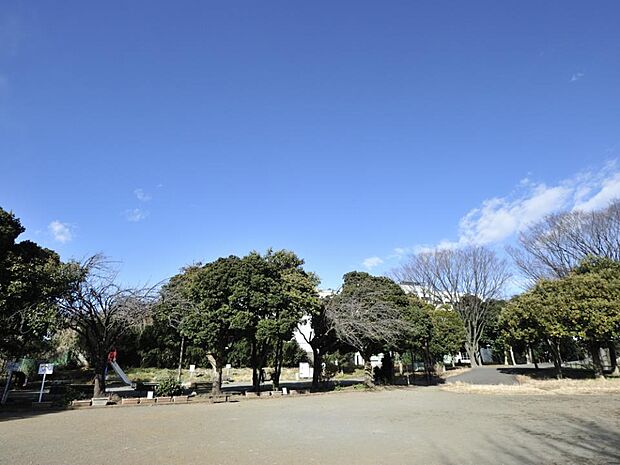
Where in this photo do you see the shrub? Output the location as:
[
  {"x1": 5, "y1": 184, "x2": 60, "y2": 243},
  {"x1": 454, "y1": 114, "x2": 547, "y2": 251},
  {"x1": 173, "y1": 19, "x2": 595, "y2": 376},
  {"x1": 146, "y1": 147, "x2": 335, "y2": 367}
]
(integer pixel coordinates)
[
  {"x1": 155, "y1": 376, "x2": 183, "y2": 397},
  {"x1": 61, "y1": 386, "x2": 91, "y2": 406}
]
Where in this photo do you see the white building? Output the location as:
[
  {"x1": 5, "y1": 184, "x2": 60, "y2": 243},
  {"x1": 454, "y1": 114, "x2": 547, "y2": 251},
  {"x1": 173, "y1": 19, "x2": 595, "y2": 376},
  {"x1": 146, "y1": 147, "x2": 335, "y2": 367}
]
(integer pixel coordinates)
[{"x1": 293, "y1": 288, "x2": 338, "y2": 358}]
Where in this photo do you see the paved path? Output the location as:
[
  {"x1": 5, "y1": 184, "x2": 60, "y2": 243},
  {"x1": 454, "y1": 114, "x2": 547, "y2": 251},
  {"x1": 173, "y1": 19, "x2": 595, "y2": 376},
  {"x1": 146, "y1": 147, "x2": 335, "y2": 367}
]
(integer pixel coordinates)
[
  {"x1": 446, "y1": 363, "x2": 558, "y2": 385},
  {"x1": 447, "y1": 365, "x2": 525, "y2": 385},
  {"x1": 2, "y1": 388, "x2": 619, "y2": 465}
]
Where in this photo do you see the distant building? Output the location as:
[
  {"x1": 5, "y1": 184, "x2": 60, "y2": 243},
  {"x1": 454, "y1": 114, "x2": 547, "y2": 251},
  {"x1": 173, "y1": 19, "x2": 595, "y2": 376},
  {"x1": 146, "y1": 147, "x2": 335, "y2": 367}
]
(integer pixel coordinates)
[
  {"x1": 398, "y1": 281, "x2": 451, "y2": 306},
  {"x1": 293, "y1": 288, "x2": 338, "y2": 358}
]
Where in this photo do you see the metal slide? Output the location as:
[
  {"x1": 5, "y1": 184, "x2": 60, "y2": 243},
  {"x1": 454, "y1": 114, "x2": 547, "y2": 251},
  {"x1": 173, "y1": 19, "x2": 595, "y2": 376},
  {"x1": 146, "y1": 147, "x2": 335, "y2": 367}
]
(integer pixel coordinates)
[{"x1": 109, "y1": 360, "x2": 134, "y2": 387}]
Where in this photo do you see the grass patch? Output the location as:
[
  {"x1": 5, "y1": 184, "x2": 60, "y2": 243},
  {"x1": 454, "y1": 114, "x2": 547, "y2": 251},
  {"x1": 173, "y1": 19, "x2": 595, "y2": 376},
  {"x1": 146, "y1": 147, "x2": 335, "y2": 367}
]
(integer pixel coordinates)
[{"x1": 441, "y1": 377, "x2": 620, "y2": 396}]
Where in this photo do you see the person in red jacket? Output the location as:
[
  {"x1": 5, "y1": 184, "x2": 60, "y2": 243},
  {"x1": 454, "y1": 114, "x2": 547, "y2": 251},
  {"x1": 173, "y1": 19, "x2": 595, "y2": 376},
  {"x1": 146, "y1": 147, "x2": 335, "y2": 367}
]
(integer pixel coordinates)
[{"x1": 104, "y1": 348, "x2": 117, "y2": 380}]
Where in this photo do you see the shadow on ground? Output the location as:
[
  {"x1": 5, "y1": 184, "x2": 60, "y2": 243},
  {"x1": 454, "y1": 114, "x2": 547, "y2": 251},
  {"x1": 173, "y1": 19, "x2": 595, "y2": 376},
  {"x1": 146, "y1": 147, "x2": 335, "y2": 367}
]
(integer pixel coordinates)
[
  {"x1": 433, "y1": 412, "x2": 620, "y2": 465},
  {"x1": 497, "y1": 366, "x2": 598, "y2": 380}
]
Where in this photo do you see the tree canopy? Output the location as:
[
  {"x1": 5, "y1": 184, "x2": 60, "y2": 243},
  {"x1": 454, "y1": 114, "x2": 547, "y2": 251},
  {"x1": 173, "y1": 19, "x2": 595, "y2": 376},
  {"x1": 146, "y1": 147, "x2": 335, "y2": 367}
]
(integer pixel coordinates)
[{"x1": 0, "y1": 207, "x2": 73, "y2": 358}]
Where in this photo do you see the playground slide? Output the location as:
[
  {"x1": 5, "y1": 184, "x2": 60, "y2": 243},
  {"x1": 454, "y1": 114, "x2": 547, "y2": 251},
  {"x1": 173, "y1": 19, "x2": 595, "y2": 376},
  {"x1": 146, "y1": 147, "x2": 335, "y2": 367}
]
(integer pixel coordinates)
[{"x1": 110, "y1": 360, "x2": 134, "y2": 386}]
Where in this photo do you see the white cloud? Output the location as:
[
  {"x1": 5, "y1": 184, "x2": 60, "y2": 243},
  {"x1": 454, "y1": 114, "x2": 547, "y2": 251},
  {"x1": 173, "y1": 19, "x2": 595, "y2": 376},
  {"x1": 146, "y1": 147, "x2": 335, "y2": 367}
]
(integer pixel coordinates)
[
  {"x1": 392, "y1": 160, "x2": 620, "y2": 256},
  {"x1": 573, "y1": 171, "x2": 620, "y2": 212},
  {"x1": 125, "y1": 208, "x2": 149, "y2": 222},
  {"x1": 458, "y1": 183, "x2": 572, "y2": 245},
  {"x1": 134, "y1": 188, "x2": 151, "y2": 202},
  {"x1": 48, "y1": 221, "x2": 73, "y2": 243},
  {"x1": 570, "y1": 72, "x2": 584, "y2": 82},
  {"x1": 362, "y1": 256, "x2": 383, "y2": 270}
]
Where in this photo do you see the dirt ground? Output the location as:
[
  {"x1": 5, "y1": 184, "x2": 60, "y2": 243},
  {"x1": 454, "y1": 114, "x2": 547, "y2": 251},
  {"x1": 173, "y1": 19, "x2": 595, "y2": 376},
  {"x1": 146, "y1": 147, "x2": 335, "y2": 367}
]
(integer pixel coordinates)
[{"x1": 1, "y1": 388, "x2": 619, "y2": 465}]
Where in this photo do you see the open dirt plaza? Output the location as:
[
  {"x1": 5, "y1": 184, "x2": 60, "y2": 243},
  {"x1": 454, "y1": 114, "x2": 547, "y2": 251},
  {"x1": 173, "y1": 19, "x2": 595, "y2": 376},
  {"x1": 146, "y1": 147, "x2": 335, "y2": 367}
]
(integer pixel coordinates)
[{"x1": 1, "y1": 387, "x2": 619, "y2": 465}]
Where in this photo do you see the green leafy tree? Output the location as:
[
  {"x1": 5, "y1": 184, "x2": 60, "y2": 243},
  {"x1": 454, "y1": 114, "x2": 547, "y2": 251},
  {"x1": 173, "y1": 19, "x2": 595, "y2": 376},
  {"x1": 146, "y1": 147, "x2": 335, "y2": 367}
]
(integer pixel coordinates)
[
  {"x1": 180, "y1": 256, "x2": 246, "y2": 395},
  {"x1": 563, "y1": 258, "x2": 620, "y2": 377},
  {"x1": 502, "y1": 257, "x2": 620, "y2": 379},
  {"x1": 0, "y1": 207, "x2": 73, "y2": 359},
  {"x1": 229, "y1": 250, "x2": 318, "y2": 392},
  {"x1": 479, "y1": 300, "x2": 508, "y2": 364},
  {"x1": 428, "y1": 305, "x2": 466, "y2": 365},
  {"x1": 263, "y1": 250, "x2": 320, "y2": 389},
  {"x1": 297, "y1": 296, "x2": 338, "y2": 388},
  {"x1": 401, "y1": 296, "x2": 434, "y2": 383},
  {"x1": 501, "y1": 284, "x2": 571, "y2": 379}
]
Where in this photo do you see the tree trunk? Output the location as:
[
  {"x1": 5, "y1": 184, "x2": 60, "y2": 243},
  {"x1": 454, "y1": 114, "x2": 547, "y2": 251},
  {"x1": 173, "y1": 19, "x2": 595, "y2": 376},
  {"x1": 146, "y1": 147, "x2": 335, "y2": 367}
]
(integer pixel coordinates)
[
  {"x1": 311, "y1": 346, "x2": 322, "y2": 389},
  {"x1": 272, "y1": 339, "x2": 283, "y2": 390},
  {"x1": 509, "y1": 346, "x2": 516, "y2": 366},
  {"x1": 381, "y1": 352, "x2": 394, "y2": 385},
  {"x1": 547, "y1": 339, "x2": 563, "y2": 379},
  {"x1": 93, "y1": 369, "x2": 106, "y2": 398},
  {"x1": 206, "y1": 354, "x2": 222, "y2": 394},
  {"x1": 590, "y1": 343, "x2": 605, "y2": 379},
  {"x1": 176, "y1": 335, "x2": 185, "y2": 383},
  {"x1": 525, "y1": 345, "x2": 533, "y2": 364},
  {"x1": 608, "y1": 342, "x2": 619, "y2": 377},
  {"x1": 213, "y1": 365, "x2": 223, "y2": 395},
  {"x1": 362, "y1": 351, "x2": 374, "y2": 388},
  {"x1": 465, "y1": 341, "x2": 479, "y2": 368},
  {"x1": 423, "y1": 342, "x2": 432, "y2": 385},
  {"x1": 251, "y1": 340, "x2": 260, "y2": 392}
]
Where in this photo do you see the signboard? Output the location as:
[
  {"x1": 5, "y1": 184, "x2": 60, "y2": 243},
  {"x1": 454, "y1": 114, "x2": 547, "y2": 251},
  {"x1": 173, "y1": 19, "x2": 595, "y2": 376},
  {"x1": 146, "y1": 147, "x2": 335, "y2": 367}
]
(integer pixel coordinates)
[
  {"x1": 37, "y1": 363, "x2": 54, "y2": 403},
  {"x1": 6, "y1": 362, "x2": 20, "y2": 372},
  {"x1": 38, "y1": 363, "x2": 54, "y2": 375},
  {"x1": 299, "y1": 362, "x2": 313, "y2": 379},
  {"x1": 189, "y1": 364, "x2": 196, "y2": 372}
]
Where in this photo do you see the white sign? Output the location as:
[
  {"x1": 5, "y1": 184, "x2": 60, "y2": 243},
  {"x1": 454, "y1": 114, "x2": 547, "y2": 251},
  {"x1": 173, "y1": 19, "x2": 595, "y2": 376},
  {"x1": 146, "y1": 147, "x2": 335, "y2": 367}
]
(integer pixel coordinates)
[
  {"x1": 38, "y1": 363, "x2": 54, "y2": 375},
  {"x1": 225, "y1": 363, "x2": 231, "y2": 369},
  {"x1": 299, "y1": 362, "x2": 313, "y2": 379},
  {"x1": 189, "y1": 364, "x2": 196, "y2": 372},
  {"x1": 38, "y1": 363, "x2": 54, "y2": 403}
]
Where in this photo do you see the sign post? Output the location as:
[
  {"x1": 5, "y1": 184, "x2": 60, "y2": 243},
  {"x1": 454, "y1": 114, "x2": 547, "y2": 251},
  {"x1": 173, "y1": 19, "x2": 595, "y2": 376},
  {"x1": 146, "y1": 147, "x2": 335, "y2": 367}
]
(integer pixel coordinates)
[
  {"x1": 37, "y1": 363, "x2": 54, "y2": 403},
  {"x1": 1, "y1": 361, "x2": 20, "y2": 405}
]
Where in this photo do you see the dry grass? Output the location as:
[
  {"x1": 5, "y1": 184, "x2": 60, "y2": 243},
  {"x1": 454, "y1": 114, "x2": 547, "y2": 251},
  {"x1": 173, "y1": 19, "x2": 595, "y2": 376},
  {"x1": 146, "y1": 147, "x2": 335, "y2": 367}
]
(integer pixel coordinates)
[
  {"x1": 440, "y1": 367, "x2": 472, "y2": 379},
  {"x1": 121, "y1": 366, "x2": 365, "y2": 384},
  {"x1": 441, "y1": 376, "x2": 620, "y2": 396}
]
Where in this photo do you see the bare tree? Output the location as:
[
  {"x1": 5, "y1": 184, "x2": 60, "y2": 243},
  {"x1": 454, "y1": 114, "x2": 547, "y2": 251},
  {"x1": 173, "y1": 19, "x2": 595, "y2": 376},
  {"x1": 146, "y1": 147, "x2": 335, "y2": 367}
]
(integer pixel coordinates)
[
  {"x1": 393, "y1": 246, "x2": 510, "y2": 367},
  {"x1": 509, "y1": 199, "x2": 620, "y2": 284},
  {"x1": 326, "y1": 273, "x2": 411, "y2": 388},
  {"x1": 296, "y1": 298, "x2": 336, "y2": 389},
  {"x1": 57, "y1": 255, "x2": 156, "y2": 397}
]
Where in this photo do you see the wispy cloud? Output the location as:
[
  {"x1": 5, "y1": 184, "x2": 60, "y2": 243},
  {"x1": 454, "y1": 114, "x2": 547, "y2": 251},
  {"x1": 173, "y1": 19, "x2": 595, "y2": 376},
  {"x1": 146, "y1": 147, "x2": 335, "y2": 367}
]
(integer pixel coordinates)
[
  {"x1": 362, "y1": 256, "x2": 383, "y2": 270},
  {"x1": 134, "y1": 188, "x2": 151, "y2": 202},
  {"x1": 570, "y1": 72, "x2": 584, "y2": 82},
  {"x1": 48, "y1": 221, "x2": 73, "y2": 243},
  {"x1": 125, "y1": 208, "x2": 149, "y2": 222},
  {"x1": 390, "y1": 160, "x2": 620, "y2": 256}
]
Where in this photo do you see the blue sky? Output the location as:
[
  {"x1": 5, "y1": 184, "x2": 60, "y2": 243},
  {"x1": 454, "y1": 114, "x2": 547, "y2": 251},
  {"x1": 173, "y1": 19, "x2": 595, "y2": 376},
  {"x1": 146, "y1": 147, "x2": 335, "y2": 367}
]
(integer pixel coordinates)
[{"x1": 1, "y1": 1, "x2": 619, "y2": 290}]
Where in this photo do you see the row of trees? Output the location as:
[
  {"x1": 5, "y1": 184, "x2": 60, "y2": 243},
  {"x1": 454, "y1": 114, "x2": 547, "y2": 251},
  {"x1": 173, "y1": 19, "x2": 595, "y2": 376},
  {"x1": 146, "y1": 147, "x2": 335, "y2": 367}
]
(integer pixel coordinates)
[
  {"x1": 1, "y1": 205, "x2": 468, "y2": 395},
  {"x1": 2, "y1": 199, "x2": 619, "y2": 397},
  {"x1": 498, "y1": 199, "x2": 620, "y2": 379},
  {"x1": 326, "y1": 272, "x2": 465, "y2": 387},
  {"x1": 158, "y1": 250, "x2": 321, "y2": 394}
]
